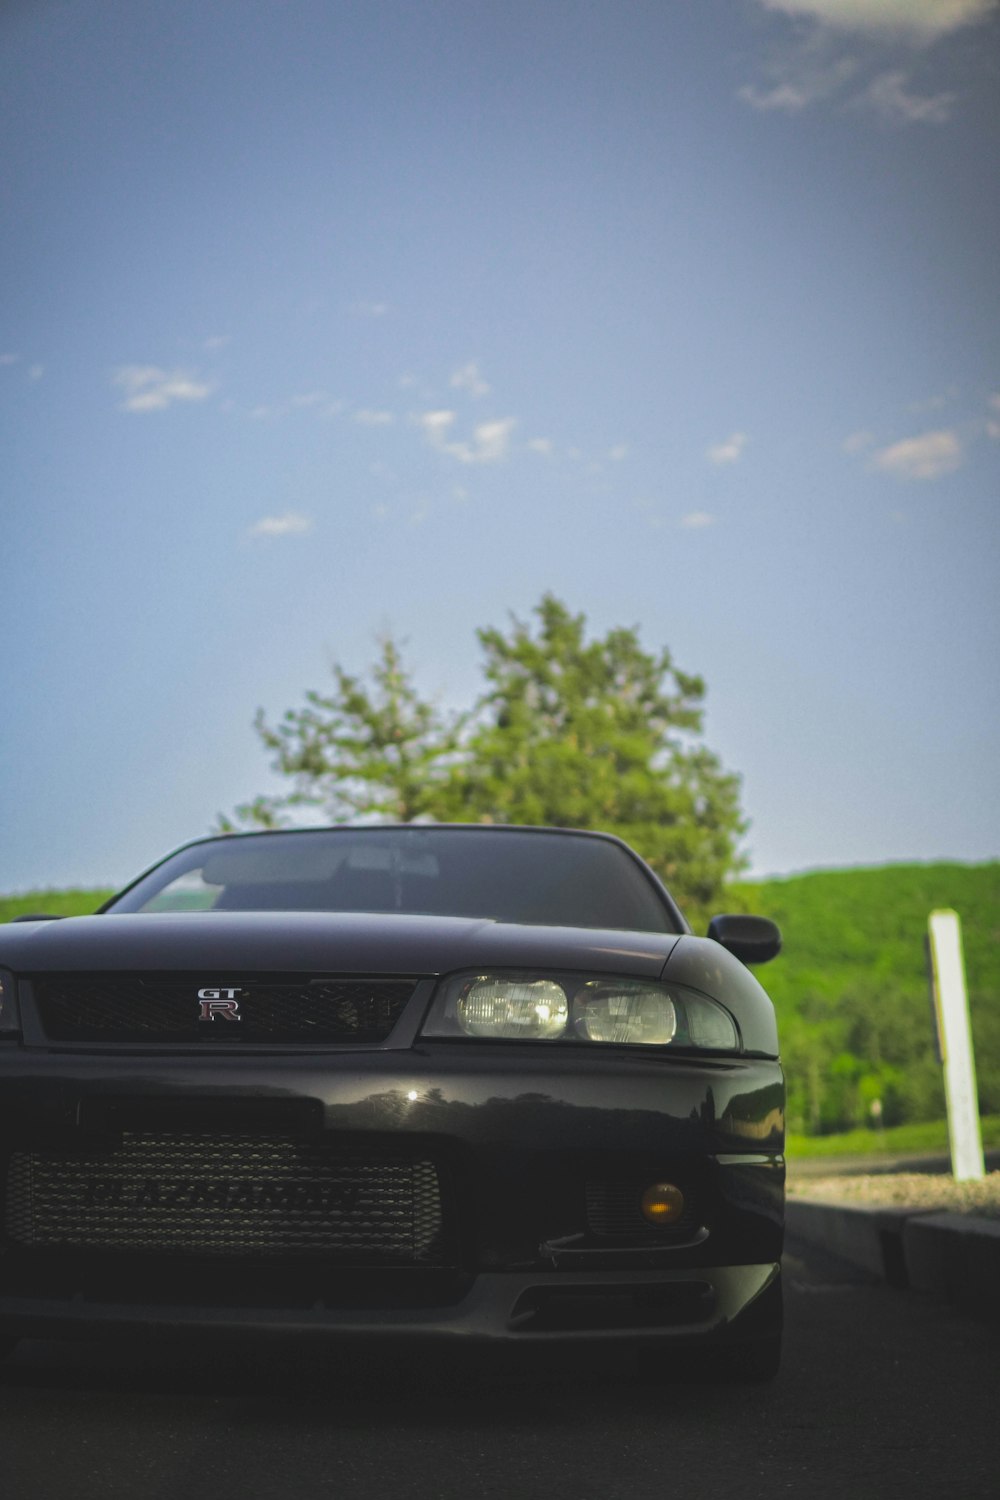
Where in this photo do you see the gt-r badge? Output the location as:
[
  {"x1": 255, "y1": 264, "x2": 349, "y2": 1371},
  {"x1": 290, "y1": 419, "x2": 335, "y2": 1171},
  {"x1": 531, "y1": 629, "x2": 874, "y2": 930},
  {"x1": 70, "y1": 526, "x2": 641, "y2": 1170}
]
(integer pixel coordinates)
[{"x1": 197, "y1": 987, "x2": 244, "y2": 1021}]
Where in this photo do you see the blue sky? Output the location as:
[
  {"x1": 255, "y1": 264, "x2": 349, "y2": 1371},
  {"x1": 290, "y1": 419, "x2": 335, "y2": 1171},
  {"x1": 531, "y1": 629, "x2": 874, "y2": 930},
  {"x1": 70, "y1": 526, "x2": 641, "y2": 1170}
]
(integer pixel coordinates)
[{"x1": 3, "y1": 0, "x2": 998, "y2": 893}]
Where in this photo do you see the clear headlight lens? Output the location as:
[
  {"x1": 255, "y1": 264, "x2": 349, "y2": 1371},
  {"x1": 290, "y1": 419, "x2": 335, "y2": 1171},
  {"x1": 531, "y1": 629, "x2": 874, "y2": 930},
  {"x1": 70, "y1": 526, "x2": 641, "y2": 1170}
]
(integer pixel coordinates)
[
  {"x1": 574, "y1": 982, "x2": 677, "y2": 1045},
  {"x1": 422, "y1": 971, "x2": 739, "y2": 1051},
  {"x1": 686, "y1": 995, "x2": 741, "y2": 1050},
  {"x1": 456, "y1": 977, "x2": 569, "y2": 1039},
  {"x1": 0, "y1": 969, "x2": 20, "y2": 1038}
]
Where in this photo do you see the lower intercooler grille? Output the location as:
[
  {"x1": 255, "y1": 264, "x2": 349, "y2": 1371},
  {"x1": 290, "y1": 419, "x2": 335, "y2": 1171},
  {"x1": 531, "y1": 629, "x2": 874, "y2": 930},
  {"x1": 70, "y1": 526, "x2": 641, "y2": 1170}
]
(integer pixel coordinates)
[{"x1": 5, "y1": 1133, "x2": 450, "y2": 1264}]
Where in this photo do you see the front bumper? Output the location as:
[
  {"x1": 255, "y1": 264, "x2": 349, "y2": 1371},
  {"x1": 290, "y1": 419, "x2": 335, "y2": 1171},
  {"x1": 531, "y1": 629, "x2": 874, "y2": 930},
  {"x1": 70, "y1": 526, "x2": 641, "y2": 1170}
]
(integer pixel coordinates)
[
  {"x1": 0, "y1": 1043, "x2": 784, "y2": 1347},
  {"x1": 0, "y1": 1263, "x2": 781, "y2": 1348}
]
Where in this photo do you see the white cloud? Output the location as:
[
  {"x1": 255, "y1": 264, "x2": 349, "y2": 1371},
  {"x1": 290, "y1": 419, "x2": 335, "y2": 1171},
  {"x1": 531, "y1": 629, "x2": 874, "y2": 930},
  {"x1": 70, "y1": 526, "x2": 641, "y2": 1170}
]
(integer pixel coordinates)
[
  {"x1": 450, "y1": 361, "x2": 491, "y2": 398},
  {"x1": 609, "y1": 444, "x2": 629, "y2": 461},
  {"x1": 741, "y1": 3, "x2": 995, "y2": 122},
  {"x1": 249, "y1": 512, "x2": 313, "y2": 538},
  {"x1": 202, "y1": 334, "x2": 230, "y2": 351},
  {"x1": 872, "y1": 429, "x2": 962, "y2": 479},
  {"x1": 351, "y1": 300, "x2": 389, "y2": 318},
  {"x1": 738, "y1": 82, "x2": 811, "y2": 111},
  {"x1": 862, "y1": 69, "x2": 956, "y2": 122},
  {"x1": 843, "y1": 429, "x2": 876, "y2": 454},
  {"x1": 468, "y1": 418, "x2": 515, "y2": 464},
  {"x1": 114, "y1": 365, "x2": 214, "y2": 413},
  {"x1": 418, "y1": 409, "x2": 515, "y2": 464},
  {"x1": 680, "y1": 512, "x2": 716, "y2": 529},
  {"x1": 27, "y1": 363, "x2": 44, "y2": 381},
  {"x1": 0, "y1": 353, "x2": 19, "y2": 366},
  {"x1": 739, "y1": 50, "x2": 863, "y2": 111},
  {"x1": 528, "y1": 437, "x2": 553, "y2": 456},
  {"x1": 418, "y1": 409, "x2": 458, "y2": 445},
  {"x1": 740, "y1": 43, "x2": 864, "y2": 108},
  {"x1": 986, "y1": 394, "x2": 1000, "y2": 440},
  {"x1": 353, "y1": 408, "x2": 394, "y2": 426},
  {"x1": 398, "y1": 373, "x2": 436, "y2": 401},
  {"x1": 290, "y1": 391, "x2": 331, "y2": 409},
  {"x1": 755, "y1": 1, "x2": 997, "y2": 40},
  {"x1": 707, "y1": 431, "x2": 748, "y2": 465},
  {"x1": 909, "y1": 390, "x2": 954, "y2": 413}
]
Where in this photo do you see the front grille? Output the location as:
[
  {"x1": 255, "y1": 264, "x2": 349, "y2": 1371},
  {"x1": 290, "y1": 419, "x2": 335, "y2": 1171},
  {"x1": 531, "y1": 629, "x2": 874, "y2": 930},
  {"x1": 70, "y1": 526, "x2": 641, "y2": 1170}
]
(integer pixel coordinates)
[
  {"x1": 6, "y1": 1133, "x2": 450, "y2": 1263},
  {"x1": 31, "y1": 973, "x2": 418, "y2": 1043}
]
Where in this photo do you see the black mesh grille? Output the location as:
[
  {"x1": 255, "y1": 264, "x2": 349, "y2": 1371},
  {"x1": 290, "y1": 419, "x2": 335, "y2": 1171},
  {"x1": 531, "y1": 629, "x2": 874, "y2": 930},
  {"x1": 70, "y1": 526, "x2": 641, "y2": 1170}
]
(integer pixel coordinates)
[
  {"x1": 585, "y1": 1180, "x2": 699, "y2": 1239},
  {"x1": 5, "y1": 1133, "x2": 449, "y2": 1263},
  {"x1": 31, "y1": 974, "x2": 418, "y2": 1043}
]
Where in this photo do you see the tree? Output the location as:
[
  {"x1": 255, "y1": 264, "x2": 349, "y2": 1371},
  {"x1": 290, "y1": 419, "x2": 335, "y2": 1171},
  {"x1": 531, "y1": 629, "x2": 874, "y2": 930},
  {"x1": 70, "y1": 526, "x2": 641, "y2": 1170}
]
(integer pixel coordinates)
[
  {"x1": 222, "y1": 595, "x2": 747, "y2": 920},
  {"x1": 219, "y1": 636, "x2": 463, "y2": 831},
  {"x1": 436, "y1": 595, "x2": 747, "y2": 917}
]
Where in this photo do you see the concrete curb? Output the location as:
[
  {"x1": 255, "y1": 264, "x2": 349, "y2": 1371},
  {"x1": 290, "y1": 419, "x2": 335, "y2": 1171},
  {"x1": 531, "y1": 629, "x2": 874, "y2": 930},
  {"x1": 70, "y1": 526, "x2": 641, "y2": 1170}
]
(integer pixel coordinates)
[
  {"x1": 903, "y1": 1212, "x2": 1000, "y2": 1319},
  {"x1": 786, "y1": 1198, "x2": 1000, "y2": 1319}
]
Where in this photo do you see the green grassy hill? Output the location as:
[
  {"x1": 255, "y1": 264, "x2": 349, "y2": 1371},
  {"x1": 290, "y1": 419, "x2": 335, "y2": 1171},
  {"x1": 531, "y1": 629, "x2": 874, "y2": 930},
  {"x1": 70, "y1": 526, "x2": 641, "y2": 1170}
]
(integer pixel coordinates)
[
  {"x1": 730, "y1": 862, "x2": 1000, "y2": 1134},
  {"x1": 0, "y1": 888, "x2": 115, "y2": 922},
  {"x1": 3, "y1": 861, "x2": 998, "y2": 1137}
]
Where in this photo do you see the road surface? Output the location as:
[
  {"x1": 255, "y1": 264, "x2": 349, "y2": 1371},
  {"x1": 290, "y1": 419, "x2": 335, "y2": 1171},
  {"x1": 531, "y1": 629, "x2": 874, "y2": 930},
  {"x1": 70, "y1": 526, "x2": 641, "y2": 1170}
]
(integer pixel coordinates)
[{"x1": 1, "y1": 1234, "x2": 996, "y2": 1500}]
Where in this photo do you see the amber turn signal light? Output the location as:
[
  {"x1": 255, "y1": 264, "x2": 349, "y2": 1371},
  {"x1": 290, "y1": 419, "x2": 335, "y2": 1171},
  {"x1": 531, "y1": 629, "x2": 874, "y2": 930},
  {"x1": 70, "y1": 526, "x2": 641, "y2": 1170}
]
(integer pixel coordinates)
[{"x1": 640, "y1": 1182, "x2": 685, "y2": 1224}]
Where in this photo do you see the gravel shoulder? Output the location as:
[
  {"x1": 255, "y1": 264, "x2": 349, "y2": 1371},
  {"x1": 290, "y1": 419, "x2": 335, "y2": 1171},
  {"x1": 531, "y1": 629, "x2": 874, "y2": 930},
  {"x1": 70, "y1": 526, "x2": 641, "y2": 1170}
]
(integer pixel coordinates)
[{"x1": 787, "y1": 1169, "x2": 1000, "y2": 1220}]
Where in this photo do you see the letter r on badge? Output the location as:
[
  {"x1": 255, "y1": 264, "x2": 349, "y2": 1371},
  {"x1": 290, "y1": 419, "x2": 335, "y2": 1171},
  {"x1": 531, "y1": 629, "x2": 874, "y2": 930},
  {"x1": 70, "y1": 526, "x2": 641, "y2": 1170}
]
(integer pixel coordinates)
[{"x1": 199, "y1": 998, "x2": 242, "y2": 1021}]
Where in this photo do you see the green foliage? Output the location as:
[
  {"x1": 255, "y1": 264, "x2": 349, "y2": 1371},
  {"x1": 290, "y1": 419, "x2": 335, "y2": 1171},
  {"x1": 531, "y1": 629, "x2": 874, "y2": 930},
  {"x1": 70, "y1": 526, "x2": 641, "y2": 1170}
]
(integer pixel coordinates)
[
  {"x1": 788, "y1": 1113, "x2": 1000, "y2": 1160},
  {"x1": 0, "y1": 889, "x2": 114, "y2": 922},
  {"x1": 436, "y1": 596, "x2": 747, "y2": 919},
  {"x1": 219, "y1": 635, "x2": 464, "y2": 831},
  {"x1": 224, "y1": 595, "x2": 747, "y2": 916},
  {"x1": 731, "y1": 862, "x2": 1000, "y2": 1136}
]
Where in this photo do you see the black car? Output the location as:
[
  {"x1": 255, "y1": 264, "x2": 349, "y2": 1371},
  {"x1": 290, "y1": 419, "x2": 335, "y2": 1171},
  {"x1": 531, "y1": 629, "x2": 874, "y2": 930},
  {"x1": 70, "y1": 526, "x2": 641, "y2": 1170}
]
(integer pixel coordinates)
[{"x1": 0, "y1": 825, "x2": 784, "y2": 1378}]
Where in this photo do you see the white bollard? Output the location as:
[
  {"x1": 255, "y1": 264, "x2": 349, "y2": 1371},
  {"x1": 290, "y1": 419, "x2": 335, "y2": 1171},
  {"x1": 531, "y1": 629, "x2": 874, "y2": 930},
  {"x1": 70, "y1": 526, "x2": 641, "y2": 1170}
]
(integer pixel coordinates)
[{"x1": 927, "y1": 909, "x2": 984, "y2": 1182}]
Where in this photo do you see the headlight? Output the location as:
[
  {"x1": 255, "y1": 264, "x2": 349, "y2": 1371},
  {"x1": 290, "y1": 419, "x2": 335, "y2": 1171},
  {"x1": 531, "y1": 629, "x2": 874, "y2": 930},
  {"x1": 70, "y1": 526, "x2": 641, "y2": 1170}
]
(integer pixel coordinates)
[
  {"x1": 0, "y1": 969, "x2": 20, "y2": 1038},
  {"x1": 421, "y1": 971, "x2": 740, "y2": 1051},
  {"x1": 457, "y1": 977, "x2": 569, "y2": 1040},
  {"x1": 574, "y1": 981, "x2": 677, "y2": 1045}
]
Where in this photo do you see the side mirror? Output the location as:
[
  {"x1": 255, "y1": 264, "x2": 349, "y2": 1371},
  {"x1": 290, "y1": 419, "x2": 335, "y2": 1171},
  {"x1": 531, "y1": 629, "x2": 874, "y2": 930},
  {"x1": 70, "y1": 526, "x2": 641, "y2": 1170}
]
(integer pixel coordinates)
[{"x1": 707, "y1": 913, "x2": 781, "y2": 965}]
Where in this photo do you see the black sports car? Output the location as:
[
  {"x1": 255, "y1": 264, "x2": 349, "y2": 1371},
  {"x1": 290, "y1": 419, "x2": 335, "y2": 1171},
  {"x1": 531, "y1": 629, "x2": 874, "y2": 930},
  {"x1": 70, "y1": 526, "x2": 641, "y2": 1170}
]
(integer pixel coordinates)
[{"x1": 0, "y1": 825, "x2": 784, "y2": 1378}]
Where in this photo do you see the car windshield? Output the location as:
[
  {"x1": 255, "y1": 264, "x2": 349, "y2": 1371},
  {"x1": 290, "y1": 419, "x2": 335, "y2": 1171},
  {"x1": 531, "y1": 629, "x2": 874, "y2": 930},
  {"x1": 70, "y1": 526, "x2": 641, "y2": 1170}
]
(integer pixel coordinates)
[{"x1": 107, "y1": 828, "x2": 679, "y2": 933}]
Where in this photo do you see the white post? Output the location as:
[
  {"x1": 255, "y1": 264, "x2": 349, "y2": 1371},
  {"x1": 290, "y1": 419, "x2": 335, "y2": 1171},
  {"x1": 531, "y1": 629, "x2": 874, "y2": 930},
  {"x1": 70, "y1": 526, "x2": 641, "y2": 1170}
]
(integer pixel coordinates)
[{"x1": 927, "y1": 909, "x2": 984, "y2": 1182}]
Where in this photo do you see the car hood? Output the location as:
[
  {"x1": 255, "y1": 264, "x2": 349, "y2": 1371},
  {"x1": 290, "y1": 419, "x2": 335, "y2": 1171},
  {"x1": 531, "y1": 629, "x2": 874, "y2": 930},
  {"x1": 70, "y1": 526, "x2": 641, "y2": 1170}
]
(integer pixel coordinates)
[{"x1": 0, "y1": 911, "x2": 681, "y2": 979}]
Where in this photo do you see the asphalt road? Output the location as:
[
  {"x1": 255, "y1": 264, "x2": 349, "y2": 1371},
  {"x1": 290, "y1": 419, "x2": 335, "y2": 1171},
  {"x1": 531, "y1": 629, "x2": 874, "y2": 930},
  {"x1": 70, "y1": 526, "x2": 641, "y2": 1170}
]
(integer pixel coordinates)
[{"x1": 1, "y1": 1237, "x2": 996, "y2": 1500}]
